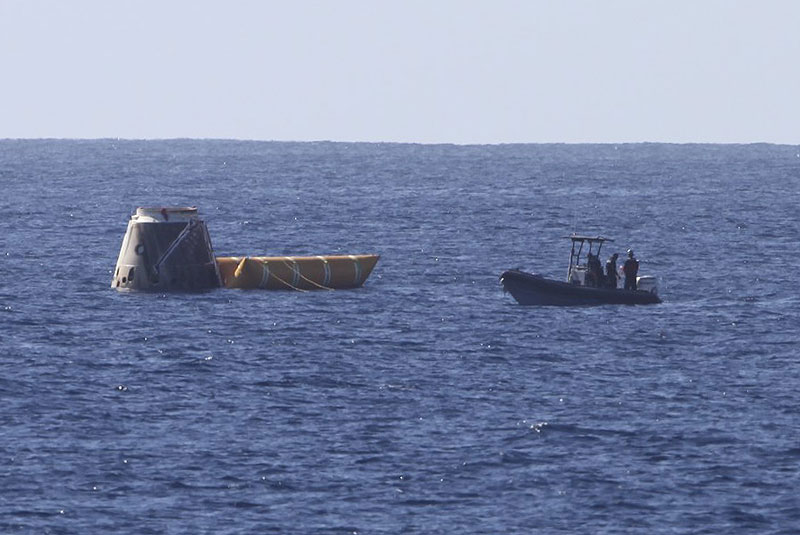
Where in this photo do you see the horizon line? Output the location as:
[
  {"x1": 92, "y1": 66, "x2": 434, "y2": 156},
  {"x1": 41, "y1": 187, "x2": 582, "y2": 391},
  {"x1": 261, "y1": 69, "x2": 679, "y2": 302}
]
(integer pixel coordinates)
[{"x1": 2, "y1": 137, "x2": 799, "y2": 147}]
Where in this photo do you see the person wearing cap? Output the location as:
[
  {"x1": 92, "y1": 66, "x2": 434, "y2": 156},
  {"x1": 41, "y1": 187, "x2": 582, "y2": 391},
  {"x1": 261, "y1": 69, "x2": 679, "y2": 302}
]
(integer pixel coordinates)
[
  {"x1": 605, "y1": 252, "x2": 619, "y2": 289},
  {"x1": 623, "y1": 249, "x2": 639, "y2": 290}
]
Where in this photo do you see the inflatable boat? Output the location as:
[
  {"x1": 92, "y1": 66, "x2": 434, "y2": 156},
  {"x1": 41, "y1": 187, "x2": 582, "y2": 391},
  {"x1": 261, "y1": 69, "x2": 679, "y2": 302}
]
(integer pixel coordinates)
[{"x1": 500, "y1": 235, "x2": 661, "y2": 306}]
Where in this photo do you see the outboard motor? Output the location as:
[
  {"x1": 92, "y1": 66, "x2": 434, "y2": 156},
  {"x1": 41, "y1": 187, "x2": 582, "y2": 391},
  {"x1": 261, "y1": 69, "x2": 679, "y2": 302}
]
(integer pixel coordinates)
[{"x1": 111, "y1": 206, "x2": 221, "y2": 291}]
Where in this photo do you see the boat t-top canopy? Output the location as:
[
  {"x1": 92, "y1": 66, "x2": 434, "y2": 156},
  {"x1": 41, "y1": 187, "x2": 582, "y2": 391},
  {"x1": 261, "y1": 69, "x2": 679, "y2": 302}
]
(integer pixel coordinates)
[
  {"x1": 562, "y1": 234, "x2": 614, "y2": 243},
  {"x1": 564, "y1": 234, "x2": 615, "y2": 278}
]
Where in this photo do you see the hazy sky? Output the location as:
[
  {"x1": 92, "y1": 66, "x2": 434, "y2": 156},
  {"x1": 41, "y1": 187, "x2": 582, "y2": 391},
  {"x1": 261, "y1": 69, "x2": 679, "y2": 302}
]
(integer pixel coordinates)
[{"x1": 1, "y1": 0, "x2": 799, "y2": 143}]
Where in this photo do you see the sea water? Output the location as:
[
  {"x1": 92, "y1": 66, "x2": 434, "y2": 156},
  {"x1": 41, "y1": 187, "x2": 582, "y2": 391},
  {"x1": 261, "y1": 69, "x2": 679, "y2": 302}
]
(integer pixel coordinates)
[{"x1": 1, "y1": 140, "x2": 799, "y2": 533}]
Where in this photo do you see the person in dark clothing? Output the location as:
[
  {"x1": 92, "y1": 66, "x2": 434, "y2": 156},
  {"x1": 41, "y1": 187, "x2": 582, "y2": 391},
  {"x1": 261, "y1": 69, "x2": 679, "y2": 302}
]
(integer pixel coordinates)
[
  {"x1": 586, "y1": 253, "x2": 604, "y2": 287},
  {"x1": 585, "y1": 253, "x2": 597, "y2": 287},
  {"x1": 605, "y1": 253, "x2": 619, "y2": 289},
  {"x1": 623, "y1": 249, "x2": 639, "y2": 290}
]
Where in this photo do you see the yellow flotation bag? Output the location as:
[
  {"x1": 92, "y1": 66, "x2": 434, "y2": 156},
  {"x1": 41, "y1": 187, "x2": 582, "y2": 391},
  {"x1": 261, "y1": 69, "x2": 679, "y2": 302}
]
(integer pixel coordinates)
[{"x1": 215, "y1": 254, "x2": 379, "y2": 290}]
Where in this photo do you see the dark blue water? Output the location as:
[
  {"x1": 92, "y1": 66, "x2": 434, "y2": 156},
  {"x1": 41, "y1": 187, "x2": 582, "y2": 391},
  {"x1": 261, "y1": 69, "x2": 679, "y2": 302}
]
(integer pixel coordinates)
[{"x1": 2, "y1": 140, "x2": 799, "y2": 534}]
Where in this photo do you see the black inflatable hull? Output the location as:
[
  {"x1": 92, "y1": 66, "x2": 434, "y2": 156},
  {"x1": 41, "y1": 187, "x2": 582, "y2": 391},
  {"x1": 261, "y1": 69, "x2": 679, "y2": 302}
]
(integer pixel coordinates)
[{"x1": 500, "y1": 269, "x2": 661, "y2": 306}]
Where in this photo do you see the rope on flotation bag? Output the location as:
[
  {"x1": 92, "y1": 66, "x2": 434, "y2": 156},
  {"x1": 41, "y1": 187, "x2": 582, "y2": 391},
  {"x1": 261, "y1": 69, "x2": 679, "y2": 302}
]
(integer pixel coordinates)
[
  {"x1": 279, "y1": 258, "x2": 334, "y2": 291},
  {"x1": 267, "y1": 269, "x2": 309, "y2": 292},
  {"x1": 251, "y1": 257, "x2": 308, "y2": 292},
  {"x1": 228, "y1": 256, "x2": 353, "y2": 292},
  {"x1": 230, "y1": 256, "x2": 315, "y2": 292}
]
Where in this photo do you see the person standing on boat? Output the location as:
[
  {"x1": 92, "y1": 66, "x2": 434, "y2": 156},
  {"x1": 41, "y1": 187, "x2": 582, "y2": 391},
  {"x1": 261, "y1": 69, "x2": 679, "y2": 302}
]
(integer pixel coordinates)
[
  {"x1": 605, "y1": 253, "x2": 619, "y2": 288},
  {"x1": 586, "y1": 253, "x2": 603, "y2": 287},
  {"x1": 623, "y1": 249, "x2": 639, "y2": 290}
]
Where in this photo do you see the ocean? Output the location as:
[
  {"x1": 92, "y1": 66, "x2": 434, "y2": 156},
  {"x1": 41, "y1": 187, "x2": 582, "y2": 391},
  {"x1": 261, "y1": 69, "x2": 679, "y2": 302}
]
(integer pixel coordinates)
[{"x1": 1, "y1": 140, "x2": 799, "y2": 533}]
